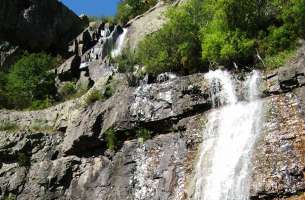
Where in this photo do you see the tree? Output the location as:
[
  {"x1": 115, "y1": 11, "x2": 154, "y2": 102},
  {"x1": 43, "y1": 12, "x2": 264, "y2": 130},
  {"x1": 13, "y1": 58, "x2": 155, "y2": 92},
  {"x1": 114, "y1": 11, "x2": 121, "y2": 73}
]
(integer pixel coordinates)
[
  {"x1": 137, "y1": 0, "x2": 204, "y2": 75},
  {"x1": 5, "y1": 53, "x2": 57, "y2": 109}
]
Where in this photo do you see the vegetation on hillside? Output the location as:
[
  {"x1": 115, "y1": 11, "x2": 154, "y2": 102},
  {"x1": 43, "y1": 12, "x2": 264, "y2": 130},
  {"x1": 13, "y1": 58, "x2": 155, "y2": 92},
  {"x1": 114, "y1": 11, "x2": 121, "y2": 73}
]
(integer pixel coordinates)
[
  {"x1": 134, "y1": 0, "x2": 305, "y2": 74},
  {"x1": 116, "y1": 0, "x2": 158, "y2": 24},
  {"x1": 0, "y1": 53, "x2": 59, "y2": 110}
]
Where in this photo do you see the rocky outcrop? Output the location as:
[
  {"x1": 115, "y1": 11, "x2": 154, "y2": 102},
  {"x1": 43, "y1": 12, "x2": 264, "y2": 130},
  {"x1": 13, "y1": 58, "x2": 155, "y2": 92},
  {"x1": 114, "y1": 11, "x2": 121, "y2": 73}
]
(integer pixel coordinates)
[
  {"x1": 2, "y1": 42, "x2": 305, "y2": 200},
  {"x1": 55, "y1": 22, "x2": 124, "y2": 87},
  {"x1": 2, "y1": 62, "x2": 305, "y2": 199},
  {"x1": 249, "y1": 45, "x2": 305, "y2": 199},
  {"x1": 124, "y1": 2, "x2": 169, "y2": 50},
  {"x1": 0, "y1": 0, "x2": 84, "y2": 52},
  {"x1": 0, "y1": 41, "x2": 21, "y2": 70},
  {"x1": 0, "y1": 72, "x2": 210, "y2": 199}
]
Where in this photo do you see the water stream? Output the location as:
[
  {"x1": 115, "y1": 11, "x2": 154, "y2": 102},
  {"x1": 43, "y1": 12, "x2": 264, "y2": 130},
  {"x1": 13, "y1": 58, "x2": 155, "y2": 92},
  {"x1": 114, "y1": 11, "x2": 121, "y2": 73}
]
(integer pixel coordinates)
[
  {"x1": 111, "y1": 28, "x2": 128, "y2": 58},
  {"x1": 193, "y1": 70, "x2": 263, "y2": 200}
]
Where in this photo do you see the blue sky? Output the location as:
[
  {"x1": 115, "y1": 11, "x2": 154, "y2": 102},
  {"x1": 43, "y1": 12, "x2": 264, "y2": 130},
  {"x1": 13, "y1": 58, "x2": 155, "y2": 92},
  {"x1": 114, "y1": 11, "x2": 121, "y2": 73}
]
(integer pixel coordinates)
[{"x1": 61, "y1": 0, "x2": 121, "y2": 16}]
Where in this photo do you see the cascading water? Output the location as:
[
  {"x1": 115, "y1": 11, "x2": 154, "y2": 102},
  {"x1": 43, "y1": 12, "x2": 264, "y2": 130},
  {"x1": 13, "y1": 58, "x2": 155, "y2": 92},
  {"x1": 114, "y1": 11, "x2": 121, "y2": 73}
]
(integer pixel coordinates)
[
  {"x1": 111, "y1": 28, "x2": 128, "y2": 58},
  {"x1": 193, "y1": 70, "x2": 263, "y2": 200}
]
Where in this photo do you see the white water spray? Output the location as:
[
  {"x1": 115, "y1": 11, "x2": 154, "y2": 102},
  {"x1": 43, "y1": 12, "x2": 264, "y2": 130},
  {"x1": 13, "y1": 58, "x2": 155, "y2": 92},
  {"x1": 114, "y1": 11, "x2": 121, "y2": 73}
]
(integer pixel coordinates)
[
  {"x1": 111, "y1": 28, "x2": 128, "y2": 58},
  {"x1": 193, "y1": 70, "x2": 263, "y2": 200}
]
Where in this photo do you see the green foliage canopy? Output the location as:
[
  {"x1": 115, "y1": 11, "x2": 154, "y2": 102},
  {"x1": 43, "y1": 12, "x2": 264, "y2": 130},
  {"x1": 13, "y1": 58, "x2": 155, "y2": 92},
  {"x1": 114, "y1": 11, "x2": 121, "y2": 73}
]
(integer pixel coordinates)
[{"x1": 3, "y1": 53, "x2": 57, "y2": 109}]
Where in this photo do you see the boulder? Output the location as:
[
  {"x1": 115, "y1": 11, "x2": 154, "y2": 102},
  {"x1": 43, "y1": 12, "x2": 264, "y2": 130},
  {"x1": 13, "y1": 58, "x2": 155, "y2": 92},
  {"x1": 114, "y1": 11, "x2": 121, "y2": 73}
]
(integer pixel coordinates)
[
  {"x1": 125, "y1": 2, "x2": 169, "y2": 50},
  {"x1": 0, "y1": 0, "x2": 84, "y2": 52},
  {"x1": 265, "y1": 43, "x2": 305, "y2": 94},
  {"x1": 56, "y1": 55, "x2": 81, "y2": 82}
]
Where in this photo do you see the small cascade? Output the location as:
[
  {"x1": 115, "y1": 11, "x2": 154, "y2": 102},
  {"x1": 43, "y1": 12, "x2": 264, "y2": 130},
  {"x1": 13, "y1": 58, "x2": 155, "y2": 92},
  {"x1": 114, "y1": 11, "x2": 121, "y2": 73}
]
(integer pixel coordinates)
[
  {"x1": 193, "y1": 70, "x2": 263, "y2": 200},
  {"x1": 111, "y1": 28, "x2": 128, "y2": 58}
]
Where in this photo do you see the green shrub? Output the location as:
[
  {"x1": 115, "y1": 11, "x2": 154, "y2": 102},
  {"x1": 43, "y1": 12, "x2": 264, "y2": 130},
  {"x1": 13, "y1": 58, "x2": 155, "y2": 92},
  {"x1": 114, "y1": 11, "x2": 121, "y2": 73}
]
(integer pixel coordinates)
[
  {"x1": 113, "y1": 48, "x2": 137, "y2": 73},
  {"x1": 116, "y1": 0, "x2": 158, "y2": 24},
  {"x1": 0, "y1": 121, "x2": 18, "y2": 132},
  {"x1": 4, "y1": 53, "x2": 57, "y2": 110},
  {"x1": 84, "y1": 89, "x2": 102, "y2": 105},
  {"x1": 0, "y1": 71, "x2": 8, "y2": 108},
  {"x1": 30, "y1": 120, "x2": 54, "y2": 133},
  {"x1": 30, "y1": 98, "x2": 54, "y2": 110},
  {"x1": 3, "y1": 195, "x2": 16, "y2": 200},
  {"x1": 104, "y1": 128, "x2": 118, "y2": 150},
  {"x1": 61, "y1": 82, "x2": 77, "y2": 99},
  {"x1": 136, "y1": 0, "x2": 305, "y2": 73},
  {"x1": 137, "y1": 0, "x2": 203, "y2": 74},
  {"x1": 104, "y1": 85, "x2": 114, "y2": 99},
  {"x1": 264, "y1": 49, "x2": 297, "y2": 70},
  {"x1": 136, "y1": 128, "x2": 152, "y2": 144},
  {"x1": 201, "y1": 29, "x2": 255, "y2": 65}
]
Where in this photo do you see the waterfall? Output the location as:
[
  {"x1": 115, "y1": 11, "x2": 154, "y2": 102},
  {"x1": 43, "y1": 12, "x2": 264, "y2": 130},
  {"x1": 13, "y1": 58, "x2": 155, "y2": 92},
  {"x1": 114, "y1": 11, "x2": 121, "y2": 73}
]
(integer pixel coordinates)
[
  {"x1": 193, "y1": 70, "x2": 263, "y2": 200},
  {"x1": 111, "y1": 28, "x2": 128, "y2": 58}
]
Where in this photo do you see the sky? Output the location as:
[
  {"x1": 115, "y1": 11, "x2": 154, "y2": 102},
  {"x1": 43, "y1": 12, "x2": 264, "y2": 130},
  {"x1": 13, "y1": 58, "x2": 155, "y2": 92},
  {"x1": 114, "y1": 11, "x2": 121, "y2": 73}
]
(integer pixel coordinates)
[{"x1": 61, "y1": 0, "x2": 121, "y2": 17}]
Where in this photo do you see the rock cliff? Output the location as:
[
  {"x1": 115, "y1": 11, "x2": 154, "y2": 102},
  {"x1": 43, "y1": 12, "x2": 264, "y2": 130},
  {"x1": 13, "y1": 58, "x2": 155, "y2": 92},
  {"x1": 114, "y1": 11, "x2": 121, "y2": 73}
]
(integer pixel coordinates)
[
  {"x1": 1, "y1": 1, "x2": 305, "y2": 200},
  {"x1": 2, "y1": 49, "x2": 305, "y2": 199},
  {"x1": 0, "y1": 0, "x2": 84, "y2": 52}
]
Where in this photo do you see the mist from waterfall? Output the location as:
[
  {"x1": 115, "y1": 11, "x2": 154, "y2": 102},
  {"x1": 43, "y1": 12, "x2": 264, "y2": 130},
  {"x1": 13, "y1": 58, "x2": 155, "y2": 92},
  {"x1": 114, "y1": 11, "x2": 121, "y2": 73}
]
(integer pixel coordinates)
[
  {"x1": 193, "y1": 70, "x2": 263, "y2": 200},
  {"x1": 111, "y1": 28, "x2": 128, "y2": 58}
]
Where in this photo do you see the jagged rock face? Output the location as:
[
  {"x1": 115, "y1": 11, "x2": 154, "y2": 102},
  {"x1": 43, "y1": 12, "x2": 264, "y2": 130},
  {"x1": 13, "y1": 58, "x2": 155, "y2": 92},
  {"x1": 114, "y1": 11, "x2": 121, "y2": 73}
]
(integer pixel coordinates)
[
  {"x1": 2, "y1": 49, "x2": 305, "y2": 199},
  {"x1": 0, "y1": 73, "x2": 209, "y2": 199},
  {"x1": 250, "y1": 91, "x2": 305, "y2": 199},
  {"x1": 0, "y1": 0, "x2": 84, "y2": 52},
  {"x1": 125, "y1": 2, "x2": 169, "y2": 50},
  {"x1": 249, "y1": 46, "x2": 305, "y2": 199},
  {"x1": 0, "y1": 41, "x2": 21, "y2": 70}
]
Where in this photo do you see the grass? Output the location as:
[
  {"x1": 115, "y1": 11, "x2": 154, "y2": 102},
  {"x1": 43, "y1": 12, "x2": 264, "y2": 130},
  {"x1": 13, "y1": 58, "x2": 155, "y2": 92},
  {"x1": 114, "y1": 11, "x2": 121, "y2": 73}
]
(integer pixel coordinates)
[
  {"x1": 136, "y1": 128, "x2": 152, "y2": 144},
  {"x1": 0, "y1": 121, "x2": 18, "y2": 132},
  {"x1": 30, "y1": 120, "x2": 54, "y2": 133},
  {"x1": 263, "y1": 48, "x2": 297, "y2": 71},
  {"x1": 83, "y1": 77, "x2": 117, "y2": 106},
  {"x1": 104, "y1": 128, "x2": 118, "y2": 151},
  {"x1": 84, "y1": 89, "x2": 102, "y2": 105}
]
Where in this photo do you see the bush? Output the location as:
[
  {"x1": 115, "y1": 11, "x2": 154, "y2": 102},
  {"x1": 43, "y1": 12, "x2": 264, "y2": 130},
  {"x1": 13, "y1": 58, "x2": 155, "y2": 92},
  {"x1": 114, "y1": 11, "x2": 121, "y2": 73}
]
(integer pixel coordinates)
[
  {"x1": 114, "y1": 48, "x2": 137, "y2": 73},
  {"x1": 104, "y1": 128, "x2": 118, "y2": 150},
  {"x1": 3, "y1": 195, "x2": 16, "y2": 200},
  {"x1": 61, "y1": 82, "x2": 78, "y2": 99},
  {"x1": 201, "y1": 29, "x2": 255, "y2": 66},
  {"x1": 0, "y1": 121, "x2": 18, "y2": 132},
  {"x1": 116, "y1": 0, "x2": 158, "y2": 24},
  {"x1": 263, "y1": 49, "x2": 297, "y2": 70},
  {"x1": 137, "y1": 0, "x2": 204, "y2": 75},
  {"x1": 136, "y1": 128, "x2": 152, "y2": 144},
  {"x1": 104, "y1": 85, "x2": 114, "y2": 99},
  {"x1": 0, "y1": 71, "x2": 8, "y2": 108},
  {"x1": 136, "y1": 0, "x2": 305, "y2": 73},
  {"x1": 30, "y1": 120, "x2": 54, "y2": 133},
  {"x1": 84, "y1": 89, "x2": 102, "y2": 105},
  {"x1": 4, "y1": 53, "x2": 57, "y2": 110},
  {"x1": 31, "y1": 98, "x2": 54, "y2": 110}
]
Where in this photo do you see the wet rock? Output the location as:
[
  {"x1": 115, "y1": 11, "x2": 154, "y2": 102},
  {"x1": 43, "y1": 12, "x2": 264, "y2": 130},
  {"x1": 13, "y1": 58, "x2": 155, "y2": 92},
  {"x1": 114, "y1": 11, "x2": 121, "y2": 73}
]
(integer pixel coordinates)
[{"x1": 250, "y1": 93, "x2": 305, "y2": 199}]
